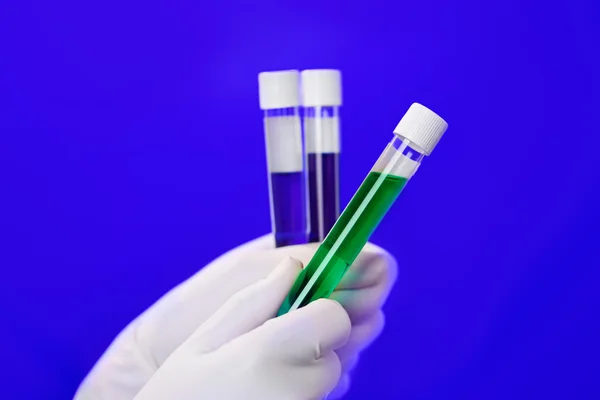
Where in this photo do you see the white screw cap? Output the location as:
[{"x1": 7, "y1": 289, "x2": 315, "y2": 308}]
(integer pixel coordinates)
[
  {"x1": 393, "y1": 103, "x2": 448, "y2": 155},
  {"x1": 301, "y1": 69, "x2": 342, "y2": 107},
  {"x1": 258, "y1": 70, "x2": 300, "y2": 110}
]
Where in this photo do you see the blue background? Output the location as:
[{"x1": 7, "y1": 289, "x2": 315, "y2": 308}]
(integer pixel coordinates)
[{"x1": 1, "y1": 1, "x2": 599, "y2": 399}]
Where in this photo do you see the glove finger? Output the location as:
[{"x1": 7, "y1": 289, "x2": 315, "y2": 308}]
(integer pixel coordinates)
[
  {"x1": 330, "y1": 273, "x2": 393, "y2": 324},
  {"x1": 185, "y1": 256, "x2": 302, "y2": 354},
  {"x1": 197, "y1": 234, "x2": 275, "y2": 277},
  {"x1": 242, "y1": 243, "x2": 319, "y2": 270},
  {"x1": 337, "y1": 352, "x2": 360, "y2": 375},
  {"x1": 336, "y1": 243, "x2": 397, "y2": 291},
  {"x1": 328, "y1": 372, "x2": 351, "y2": 400},
  {"x1": 312, "y1": 351, "x2": 344, "y2": 399},
  {"x1": 259, "y1": 298, "x2": 351, "y2": 361},
  {"x1": 328, "y1": 312, "x2": 385, "y2": 400},
  {"x1": 256, "y1": 243, "x2": 396, "y2": 323},
  {"x1": 249, "y1": 242, "x2": 397, "y2": 292},
  {"x1": 336, "y1": 311, "x2": 385, "y2": 362},
  {"x1": 137, "y1": 235, "x2": 277, "y2": 365}
]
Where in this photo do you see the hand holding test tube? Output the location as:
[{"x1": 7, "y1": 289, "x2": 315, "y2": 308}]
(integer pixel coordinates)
[
  {"x1": 74, "y1": 235, "x2": 397, "y2": 400},
  {"x1": 131, "y1": 257, "x2": 350, "y2": 400},
  {"x1": 75, "y1": 76, "x2": 446, "y2": 399}
]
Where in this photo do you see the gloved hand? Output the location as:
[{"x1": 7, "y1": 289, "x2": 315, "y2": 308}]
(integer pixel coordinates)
[
  {"x1": 75, "y1": 235, "x2": 397, "y2": 400},
  {"x1": 134, "y1": 257, "x2": 351, "y2": 400}
]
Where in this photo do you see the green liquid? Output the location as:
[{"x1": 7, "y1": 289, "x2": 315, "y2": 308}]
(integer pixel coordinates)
[{"x1": 278, "y1": 171, "x2": 408, "y2": 315}]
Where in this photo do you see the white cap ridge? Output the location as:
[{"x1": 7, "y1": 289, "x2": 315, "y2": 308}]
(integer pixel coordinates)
[
  {"x1": 258, "y1": 70, "x2": 300, "y2": 110},
  {"x1": 301, "y1": 69, "x2": 342, "y2": 107},
  {"x1": 393, "y1": 103, "x2": 448, "y2": 156}
]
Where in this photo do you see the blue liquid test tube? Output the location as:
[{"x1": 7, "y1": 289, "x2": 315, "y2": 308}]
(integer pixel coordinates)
[
  {"x1": 301, "y1": 69, "x2": 342, "y2": 243},
  {"x1": 258, "y1": 70, "x2": 308, "y2": 247}
]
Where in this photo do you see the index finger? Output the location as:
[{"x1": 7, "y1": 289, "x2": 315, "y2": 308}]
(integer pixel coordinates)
[
  {"x1": 253, "y1": 242, "x2": 397, "y2": 291},
  {"x1": 257, "y1": 299, "x2": 351, "y2": 360}
]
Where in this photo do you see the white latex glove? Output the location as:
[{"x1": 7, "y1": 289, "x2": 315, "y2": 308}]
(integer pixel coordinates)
[
  {"x1": 134, "y1": 257, "x2": 351, "y2": 400},
  {"x1": 75, "y1": 235, "x2": 397, "y2": 400}
]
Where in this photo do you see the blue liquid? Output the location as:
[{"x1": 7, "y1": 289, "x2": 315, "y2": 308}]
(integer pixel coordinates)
[
  {"x1": 307, "y1": 153, "x2": 340, "y2": 243},
  {"x1": 270, "y1": 171, "x2": 307, "y2": 247}
]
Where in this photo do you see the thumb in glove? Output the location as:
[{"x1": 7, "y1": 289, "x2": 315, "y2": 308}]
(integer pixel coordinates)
[{"x1": 135, "y1": 257, "x2": 351, "y2": 400}]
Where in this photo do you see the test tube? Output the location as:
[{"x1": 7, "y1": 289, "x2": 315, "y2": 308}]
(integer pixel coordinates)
[
  {"x1": 301, "y1": 69, "x2": 342, "y2": 243},
  {"x1": 258, "y1": 70, "x2": 308, "y2": 247},
  {"x1": 278, "y1": 103, "x2": 448, "y2": 315}
]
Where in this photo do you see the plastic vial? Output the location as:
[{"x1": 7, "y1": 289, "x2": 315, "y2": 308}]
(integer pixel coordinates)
[
  {"x1": 278, "y1": 103, "x2": 448, "y2": 315},
  {"x1": 258, "y1": 70, "x2": 308, "y2": 247},
  {"x1": 301, "y1": 69, "x2": 342, "y2": 243}
]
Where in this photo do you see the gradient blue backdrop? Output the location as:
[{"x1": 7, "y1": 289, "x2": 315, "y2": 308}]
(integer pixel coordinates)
[{"x1": 1, "y1": 1, "x2": 599, "y2": 399}]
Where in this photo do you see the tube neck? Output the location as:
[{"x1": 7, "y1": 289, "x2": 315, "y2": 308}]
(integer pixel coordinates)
[{"x1": 392, "y1": 134, "x2": 426, "y2": 161}]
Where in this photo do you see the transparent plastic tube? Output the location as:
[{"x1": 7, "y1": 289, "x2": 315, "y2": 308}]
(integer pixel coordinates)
[
  {"x1": 278, "y1": 103, "x2": 447, "y2": 315},
  {"x1": 264, "y1": 107, "x2": 308, "y2": 247},
  {"x1": 305, "y1": 106, "x2": 340, "y2": 243}
]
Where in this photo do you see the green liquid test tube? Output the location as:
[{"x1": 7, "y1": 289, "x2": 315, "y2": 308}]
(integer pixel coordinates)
[{"x1": 278, "y1": 103, "x2": 448, "y2": 315}]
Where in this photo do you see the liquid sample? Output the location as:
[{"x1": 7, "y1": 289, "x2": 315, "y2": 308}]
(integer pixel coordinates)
[
  {"x1": 278, "y1": 171, "x2": 408, "y2": 314},
  {"x1": 307, "y1": 153, "x2": 340, "y2": 243},
  {"x1": 270, "y1": 171, "x2": 307, "y2": 247}
]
